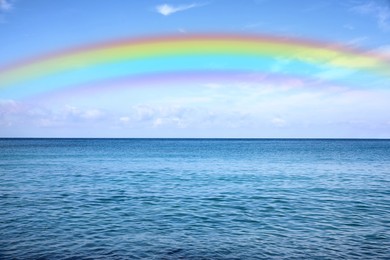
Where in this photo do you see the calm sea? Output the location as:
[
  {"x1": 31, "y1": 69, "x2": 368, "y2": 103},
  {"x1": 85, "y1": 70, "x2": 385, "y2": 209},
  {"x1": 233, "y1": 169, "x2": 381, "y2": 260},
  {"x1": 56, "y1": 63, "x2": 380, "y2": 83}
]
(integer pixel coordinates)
[{"x1": 1, "y1": 139, "x2": 389, "y2": 259}]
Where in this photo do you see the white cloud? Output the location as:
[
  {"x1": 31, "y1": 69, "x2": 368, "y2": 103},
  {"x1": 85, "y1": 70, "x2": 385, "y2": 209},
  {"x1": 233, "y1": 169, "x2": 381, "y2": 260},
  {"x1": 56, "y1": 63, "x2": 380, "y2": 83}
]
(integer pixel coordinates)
[
  {"x1": 60, "y1": 106, "x2": 107, "y2": 122},
  {"x1": 156, "y1": 3, "x2": 202, "y2": 16},
  {"x1": 133, "y1": 105, "x2": 192, "y2": 128},
  {"x1": 0, "y1": 99, "x2": 18, "y2": 113},
  {"x1": 119, "y1": 116, "x2": 130, "y2": 123},
  {"x1": 271, "y1": 117, "x2": 287, "y2": 127},
  {"x1": 0, "y1": 0, "x2": 12, "y2": 11},
  {"x1": 153, "y1": 118, "x2": 163, "y2": 127},
  {"x1": 352, "y1": 1, "x2": 390, "y2": 31},
  {"x1": 82, "y1": 109, "x2": 104, "y2": 120}
]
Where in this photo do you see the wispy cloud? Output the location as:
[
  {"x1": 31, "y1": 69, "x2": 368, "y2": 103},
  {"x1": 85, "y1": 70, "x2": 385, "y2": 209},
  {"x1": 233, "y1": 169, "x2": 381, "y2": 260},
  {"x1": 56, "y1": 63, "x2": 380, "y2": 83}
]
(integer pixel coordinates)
[
  {"x1": 345, "y1": 36, "x2": 369, "y2": 47},
  {"x1": 271, "y1": 117, "x2": 287, "y2": 127},
  {"x1": 369, "y1": 44, "x2": 390, "y2": 58},
  {"x1": 0, "y1": 0, "x2": 12, "y2": 11},
  {"x1": 156, "y1": 3, "x2": 203, "y2": 16},
  {"x1": 0, "y1": 100, "x2": 108, "y2": 129},
  {"x1": 2, "y1": 83, "x2": 390, "y2": 137},
  {"x1": 352, "y1": 1, "x2": 390, "y2": 31}
]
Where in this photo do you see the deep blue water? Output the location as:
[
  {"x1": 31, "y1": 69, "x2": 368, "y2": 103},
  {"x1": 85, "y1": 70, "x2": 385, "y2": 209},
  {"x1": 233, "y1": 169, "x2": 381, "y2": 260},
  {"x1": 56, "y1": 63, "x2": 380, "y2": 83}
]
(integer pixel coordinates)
[{"x1": 1, "y1": 139, "x2": 390, "y2": 259}]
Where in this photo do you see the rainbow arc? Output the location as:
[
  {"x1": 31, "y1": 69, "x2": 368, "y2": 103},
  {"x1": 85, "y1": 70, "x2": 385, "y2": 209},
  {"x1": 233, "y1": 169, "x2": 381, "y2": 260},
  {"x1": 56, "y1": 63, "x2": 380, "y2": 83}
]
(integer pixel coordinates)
[{"x1": 1, "y1": 34, "x2": 389, "y2": 98}]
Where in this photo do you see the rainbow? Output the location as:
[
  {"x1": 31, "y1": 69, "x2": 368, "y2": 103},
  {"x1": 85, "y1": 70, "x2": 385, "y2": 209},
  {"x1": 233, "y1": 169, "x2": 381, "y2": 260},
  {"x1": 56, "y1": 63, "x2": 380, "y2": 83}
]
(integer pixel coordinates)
[{"x1": 1, "y1": 34, "x2": 389, "y2": 99}]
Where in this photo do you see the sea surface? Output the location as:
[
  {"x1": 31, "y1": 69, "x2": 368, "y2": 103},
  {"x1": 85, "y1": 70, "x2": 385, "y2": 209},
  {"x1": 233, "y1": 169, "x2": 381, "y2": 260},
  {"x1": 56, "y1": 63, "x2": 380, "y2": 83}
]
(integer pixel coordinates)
[{"x1": 0, "y1": 139, "x2": 389, "y2": 259}]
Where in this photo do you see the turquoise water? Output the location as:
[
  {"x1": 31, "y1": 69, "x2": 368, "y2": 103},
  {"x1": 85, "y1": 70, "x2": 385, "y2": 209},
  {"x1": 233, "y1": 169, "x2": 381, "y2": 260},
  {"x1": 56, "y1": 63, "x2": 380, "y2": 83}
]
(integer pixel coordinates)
[{"x1": 1, "y1": 139, "x2": 389, "y2": 259}]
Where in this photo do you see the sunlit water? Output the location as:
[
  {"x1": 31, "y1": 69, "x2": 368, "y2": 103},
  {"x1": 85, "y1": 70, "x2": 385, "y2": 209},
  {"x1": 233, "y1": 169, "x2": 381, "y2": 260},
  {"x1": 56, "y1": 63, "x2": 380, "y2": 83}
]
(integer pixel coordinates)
[{"x1": 1, "y1": 139, "x2": 389, "y2": 259}]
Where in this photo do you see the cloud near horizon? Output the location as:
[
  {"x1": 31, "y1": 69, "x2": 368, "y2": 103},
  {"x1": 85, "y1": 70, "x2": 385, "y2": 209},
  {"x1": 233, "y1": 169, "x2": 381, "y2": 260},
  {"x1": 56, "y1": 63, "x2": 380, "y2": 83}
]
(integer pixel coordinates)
[
  {"x1": 2, "y1": 81, "x2": 390, "y2": 138},
  {"x1": 156, "y1": 3, "x2": 203, "y2": 16}
]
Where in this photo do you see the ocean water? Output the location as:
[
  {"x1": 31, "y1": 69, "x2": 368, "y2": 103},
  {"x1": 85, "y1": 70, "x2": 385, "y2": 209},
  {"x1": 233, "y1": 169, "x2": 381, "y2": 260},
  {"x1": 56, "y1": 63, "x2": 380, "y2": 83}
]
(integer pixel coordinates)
[{"x1": 0, "y1": 139, "x2": 389, "y2": 259}]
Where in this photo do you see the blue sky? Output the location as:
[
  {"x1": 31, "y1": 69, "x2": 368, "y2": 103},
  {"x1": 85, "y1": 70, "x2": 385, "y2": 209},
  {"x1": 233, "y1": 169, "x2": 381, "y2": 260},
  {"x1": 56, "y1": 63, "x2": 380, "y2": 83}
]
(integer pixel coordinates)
[{"x1": 1, "y1": 0, "x2": 390, "y2": 137}]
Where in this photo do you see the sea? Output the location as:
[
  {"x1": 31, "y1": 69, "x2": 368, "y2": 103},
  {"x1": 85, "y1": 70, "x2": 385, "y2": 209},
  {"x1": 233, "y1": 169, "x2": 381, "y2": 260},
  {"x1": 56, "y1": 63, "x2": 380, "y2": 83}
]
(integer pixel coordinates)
[{"x1": 0, "y1": 138, "x2": 389, "y2": 259}]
